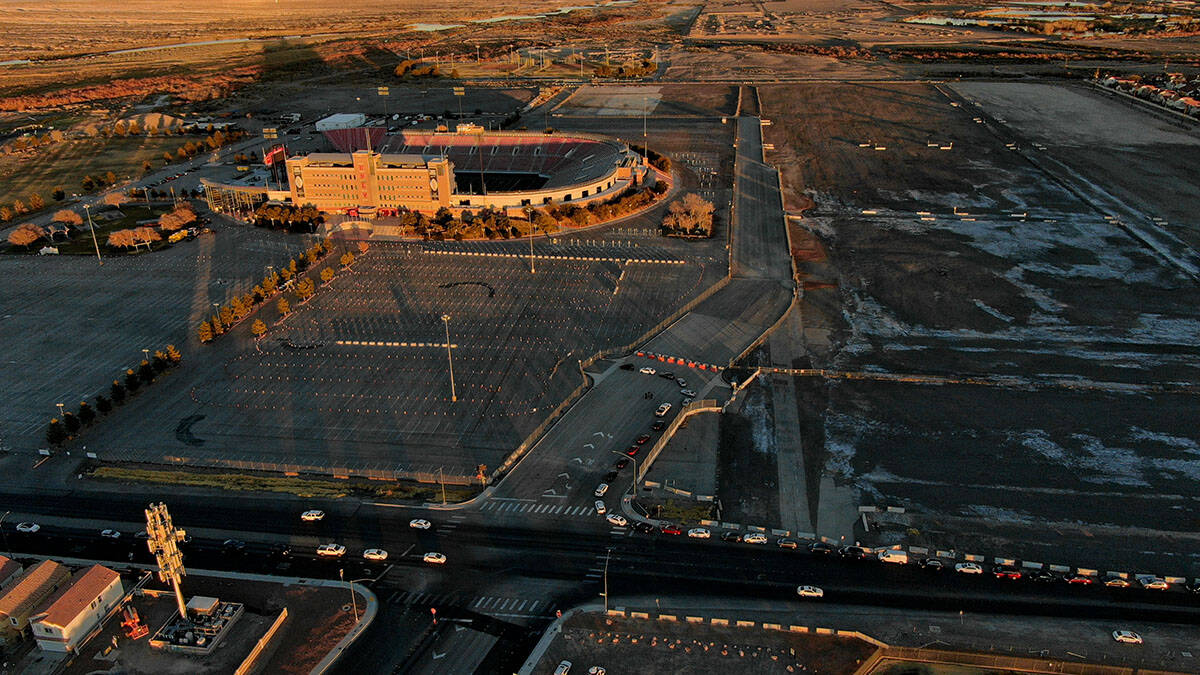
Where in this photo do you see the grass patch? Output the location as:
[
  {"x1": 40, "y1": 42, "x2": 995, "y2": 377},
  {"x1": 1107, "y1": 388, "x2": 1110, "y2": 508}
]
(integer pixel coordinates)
[
  {"x1": 0, "y1": 136, "x2": 184, "y2": 208},
  {"x1": 646, "y1": 498, "x2": 713, "y2": 525},
  {"x1": 88, "y1": 464, "x2": 482, "y2": 502}
]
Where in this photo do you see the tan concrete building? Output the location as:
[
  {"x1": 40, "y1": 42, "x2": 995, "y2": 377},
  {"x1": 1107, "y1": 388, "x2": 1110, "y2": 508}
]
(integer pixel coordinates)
[
  {"x1": 30, "y1": 565, "x2": 123, "y2": 653},
  {"x1": 285, "y1": 151, "x2": 453, "y2": 215}
]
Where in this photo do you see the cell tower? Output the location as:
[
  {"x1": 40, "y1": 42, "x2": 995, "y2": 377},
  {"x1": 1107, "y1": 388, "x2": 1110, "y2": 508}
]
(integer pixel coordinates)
[{"x1": 145, "y1": 502, "x2": 189, "y2": 620}]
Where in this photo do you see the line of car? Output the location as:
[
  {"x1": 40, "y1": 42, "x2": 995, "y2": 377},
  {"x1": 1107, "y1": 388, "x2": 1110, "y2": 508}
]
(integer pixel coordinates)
[{"x1": 302, "y1": 512, "x2": 442, "y2": 564}]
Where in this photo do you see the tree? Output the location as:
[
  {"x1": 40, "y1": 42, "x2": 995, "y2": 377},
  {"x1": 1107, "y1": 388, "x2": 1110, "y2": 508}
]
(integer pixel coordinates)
[
  {"x1": 12, "y1": 199, "x2": 26, "y2": 214},
  {"x1": 252, "y1": 285, "x2": 265, "y2": 303},
  {"x1": 279, "y1": 266, "x2": 293, "y2": 282},
  {"x1": 197, "y1": 319, "x2": 212, "y2": 343},
  {"x1": 340, "y1": 251, "x2": 355, "y2": 268},
  {"x1": 138, "y1": 360, "x2": 155, "y2": 384},
  {"x1": 357, "y1": 241, "x2": 369, "y2": 254},
  {"x1": 63, "y1": 411, "x2": 80, "y2": 434},
  {"x1": 230, "y1": 296, "x2": 248, "y2": 320},
  {"x1": 210, "y1": 313, "x2": 224, "y2": 334},
  {"x1": 28, "y1": 193, "x2": 44, "y2": 211},
  {"x1": 142, "y1": 160, "x2": 154, "y2": 174},
  {"x1": 96, "y1": 394, "x2": 112, "y2": 415},
  {"x1": 295, "y1": 277, "x2": 315, "y2": 301},
  {"x1": 219, "y1": 305, "x2": 234, "y2": 326},
  {"x1": 104, "y1": 171, "x2": 117, "y2": 186},
  {"x1": 110, "y1": 380, "x2": 126, "y2": 404},
  {"x1": 0, "y1": 207, "x2": 11, "y2": 222},
  {"x1": 152, "y1": 351, "x2": 169, "y2": 373},
  {"x1": 124, "y1": 368, "x2": 141, "y2": 392},
  {"x1": 52, "y1": 187, "x2": 64, "y2": 201},
  {"x1": 320, "y1": 267, "x2": 334, "y2": 285},
  {"x1": 159, "y1": 204, "x2": 197, "y2": 231},
  {"x1": 163, "y1": 151, "x2": 173, "y2": 164},
  {"x1": 106, "y1": 228, "x2": 138, "y2": 249},
  {"x1": 103, "y1": 192, "x2": 128, "y2": 206},
  {"x1": 251, "y1": 319, "x2": 267, "y2": 339},
  {"x1": 53, "y1": 209, "x2": 82, "y2": 226},
  {"x1": 277, "y1": 297, "x2": 290, "y2": 317},
  {"x1": 81, "y1": 176, "x2": 96, "y2": 192},
  {"x1": 166, "y1": 344, "x2": 182, "y2": 364},
  {"x1": 131, "y1": 227, "x2": 162, "y2": 249},
  {"x1": 46, "y1": 419, "x2": 66, "y2": 446},
  {"x1": 7, "y1": 223, "x2": 45, "y2": 249},
  {"x1": 78, "y1": 401, "x2": 96, "y2": 426}
]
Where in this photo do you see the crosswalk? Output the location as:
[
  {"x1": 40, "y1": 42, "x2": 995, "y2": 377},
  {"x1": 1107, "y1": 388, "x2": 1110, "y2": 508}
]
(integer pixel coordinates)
[
  {"x1": 385, "y1": 589, "x2": 557, "y2": 619},
  {"x1": 439, "y1": 513, "x2": 467, "y2": 534},
  {"x1": 480, "y1": 499, "x2": 599, "y2": 518}
]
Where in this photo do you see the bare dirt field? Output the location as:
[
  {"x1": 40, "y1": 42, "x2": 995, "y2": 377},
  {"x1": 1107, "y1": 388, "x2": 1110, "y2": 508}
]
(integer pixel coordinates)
[
  {"x1": 665, "y1": 46, "x2": 890, "y2": 80},
  {"x1": 0, "y1": 136, "x2": 182, "y2": 207},
  {"x1": 759, "y1": 81, "x2": 1200, "y2": 571}
]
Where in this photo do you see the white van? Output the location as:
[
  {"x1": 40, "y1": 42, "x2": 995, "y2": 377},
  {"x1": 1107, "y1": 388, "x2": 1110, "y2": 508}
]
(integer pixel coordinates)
[{"x1": 878, "y1": 549, "x2": 909, "y2": 564}]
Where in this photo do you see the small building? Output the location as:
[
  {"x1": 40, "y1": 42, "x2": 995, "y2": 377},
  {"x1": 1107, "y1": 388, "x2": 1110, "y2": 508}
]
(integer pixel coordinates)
[
  {"x1": 0, "y1": 560, "x2": 71, "y2": 642},
  {"x1": 29, "y1": 565, "x2": 123, "y2": 653},
  {"x1": 0, "y1": 556, "x2": 23, "y2": 590}
]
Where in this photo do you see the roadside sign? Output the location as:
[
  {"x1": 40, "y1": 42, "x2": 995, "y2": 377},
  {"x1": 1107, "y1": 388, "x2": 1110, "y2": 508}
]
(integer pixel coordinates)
[
  {"x1": 378, "y1": 87, "x2": 389, "y2": 96},
  {"x1": 453, "y1": 87, "x2": 465, "y2": 96}
]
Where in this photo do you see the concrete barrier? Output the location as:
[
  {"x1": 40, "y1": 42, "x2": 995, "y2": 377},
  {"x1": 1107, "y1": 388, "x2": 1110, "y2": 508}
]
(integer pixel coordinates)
[
  {"x1": 815, "y1": 627, "x2": 834, "y2": 635},
  {"x1": 711, "y1": 618, "x2": 729, "y2": 626},
  {"x1": 686, "y1": 616, "x2": 704, "y2": 624},
  {"x1": 789, "y1": 625, "x2": 808, "y2": 633},
  {"x1": 659, "y1": 614, "x2": 676, "y2": 622},
  {"x1": 630, "y1": 611, "x2": 649, "y2": 619},
  {"x1": 1021, "y1": 561, "x2": 1043, "y2": 569},
  {"x1": 235, "y1": 608, "x2": 288, "y2": 675},
  {"x1": 607, "y1": 609, "x2": 625, "y2": 617},
  {"x1": 736, "y1": 620, "x2": 754, "y2": 628},
  {"x1": 964, "y1": 553, "x2": 984, "y2": 562},
  {"x1": 1049, "y1": 564, "x2": 1071, "y2": 573},
  {"x1": 762, "y1": 623, "x2": 781, "y2": 630}
]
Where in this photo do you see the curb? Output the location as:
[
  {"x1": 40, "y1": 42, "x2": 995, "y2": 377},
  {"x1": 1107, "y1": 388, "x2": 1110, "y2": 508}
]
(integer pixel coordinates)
[{"x1": 517, "y1": 602, "x2": 604, "y2": 675}]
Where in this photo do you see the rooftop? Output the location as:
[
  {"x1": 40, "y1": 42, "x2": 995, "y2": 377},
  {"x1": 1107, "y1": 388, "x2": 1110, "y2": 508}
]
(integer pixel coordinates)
[
  {"x1": 32, "y1": 565, "x2": 121, "y2": 629},
  {"x1": 0, "y1": 559, "x2": 70, "y2": 619}
]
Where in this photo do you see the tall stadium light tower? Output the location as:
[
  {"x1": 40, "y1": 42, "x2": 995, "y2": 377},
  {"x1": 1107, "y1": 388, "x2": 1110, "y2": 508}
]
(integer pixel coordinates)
[
  {"x1": 145, "y1": 502, "x2": 189, "y2": 620},
  {"x1": 441, "y1": 314, "x2": 457, "y2": 402}
]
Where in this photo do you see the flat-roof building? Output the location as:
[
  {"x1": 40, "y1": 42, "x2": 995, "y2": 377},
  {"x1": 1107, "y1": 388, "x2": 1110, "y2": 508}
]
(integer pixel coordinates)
[{"x1": 285, "y1": 150, "x2": 454, "y2": 215}]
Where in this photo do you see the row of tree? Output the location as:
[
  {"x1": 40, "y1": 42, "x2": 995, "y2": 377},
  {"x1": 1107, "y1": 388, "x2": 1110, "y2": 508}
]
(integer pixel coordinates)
[
  {"x1": 628, "y1": 143, "x2": 672, "y2": 173},
  {"x1": 393, "y1": 60, "x2": 456, "y2": 79},
  {"x1": 247, "y1": 244, "x2": 365, "y2": 340},
  {"x1": 197, "y1": 238, "x2": 342, "y2": 343},
  {"x1": 45, "y1": 345, "x2": 182, "y2": 446},
  {"x1": 250, "y1": 203, "x2": 324, "y2": 233},
  {"x1": 593, "y1": 59, "x2": 658, "y2": 79}
]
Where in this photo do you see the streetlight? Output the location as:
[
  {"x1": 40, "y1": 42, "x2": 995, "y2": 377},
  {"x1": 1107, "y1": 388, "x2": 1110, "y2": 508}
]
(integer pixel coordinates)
[
  {"x1": 56, "y1": 403, "x2": 65, "y2": 419},
  {"x1": 0, "y1": 511, "x2": 11, "y2": 558},
  {"x1": 339, "y1": 569, "x2": 359, "y2": 622},
  {"x1": 601, "y1": 548, "x2": 612, "y2": 612},
  {"x1": 528, "y1": 222, "x2": 537, "y2": 274},
  {"x1": 83, "y1": 204, "x2": 103, "y2": 266},
  {"x1": 441, "y1": 314, "x2": 456, "y2": 402},
  {"x1": 439, "y1": 466, "x2": 447, "y2": 505},
  {"x1": 610, "y1": 449, "x2": 638, "y2": 499},
  {"x1": 142, "y1": 348, "x2": 150, "y2": 364}
]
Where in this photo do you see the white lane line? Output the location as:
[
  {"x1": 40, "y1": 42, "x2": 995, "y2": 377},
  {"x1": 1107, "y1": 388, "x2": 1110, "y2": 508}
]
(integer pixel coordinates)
[
  {"x1": 473, "y1": 596, "x2": 487, "y2": 608},
  {"x1": 515, "y1": 599, "x2": 528, "y2": 611},
  {"x1": 499, "y1": 598, "x2": 513, "y2": 610}
]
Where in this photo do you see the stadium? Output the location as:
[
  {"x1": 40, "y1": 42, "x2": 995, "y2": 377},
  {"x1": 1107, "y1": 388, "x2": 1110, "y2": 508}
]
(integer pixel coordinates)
[{"x1": 204, "y1": 122, "x2": 650, "y2": 234}]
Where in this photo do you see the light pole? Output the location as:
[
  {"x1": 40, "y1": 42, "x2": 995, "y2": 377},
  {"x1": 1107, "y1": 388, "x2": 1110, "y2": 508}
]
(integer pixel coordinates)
[
  {"x1": 439, "y1": 466, "x2": 447, "y2": 505},
  {"x1": 601, "y1": 548, "x2": 612, "y2": 612},
  {"x1": 56, "y1": 403, "x2": 65, "y2": 420},
  {"x1": 441, "y1": 314, "x2": 456, "y2": 402},
  {"x1": 142, "y1": 348, "x2": 150, "y2": 364},
  {"x1": 0, "y1": 511, "x2": 10, "y2": 558},
  {"x1": 339, "y1": 569, "x2": 359, "y2": 622},
  {"x1": 610, "y1": 449, "x2": 638, "y2": 499},
  {"x1": 83, "y1": 204, "x2": 103, "y2": 266},
  {"x1": 528, "y1": 222, "x2": 537, "y2": 274}
]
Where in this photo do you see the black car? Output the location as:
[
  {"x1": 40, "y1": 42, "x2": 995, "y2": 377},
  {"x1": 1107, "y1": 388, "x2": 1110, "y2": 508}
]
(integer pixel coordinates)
[
  {"x1": 633, "y1": 521, "x2": 655, "y2": 534},
  {"x1": 614, "y1": 458, "x2": 630, "y2": 470},
  {"x1": 659, "y1": 372, "x2": 675, "y2": 379},
  {"x1": 916, "y1": 558, "x2": 944, "y2": 571},
  {"x1": 838, "y1": 545, "x2": 869, "y2": 560},
  {"x1": 619, "y1": 363, "x2": 635, "y2": 371},
  {"x1": 1185, "y1": 581, "x2": 1200, "y2": 594},
  {"x1": 222, "y1": 539, "x2": 247, "y2": 553},
  {"x1": 603, "y1": 471, "x2": 619, "y2": 483},
  {"x1": 651, "y1": 420, "x2": 666, "y2": 431},
  {"x1": 270, "y1": 543, "x2": 292, "y2": 558},
  {"x1": 809, "y1": 541, "x2": 836, "y2": 555},
  {"x1": 1029, "y1": 569, "x2": 1058, "y2": 583},
  {"x1": 720, "y1": 531, "x2": 742, "y2": 543}
]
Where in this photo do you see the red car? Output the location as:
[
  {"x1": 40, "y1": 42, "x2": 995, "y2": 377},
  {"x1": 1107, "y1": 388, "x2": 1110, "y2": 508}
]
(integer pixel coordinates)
[
  {"x1": 660, "y1": 525, "x2": 683, "y2": 535},
  {"x1": 625, "y1": 446, "x2": 639, "y2": 457},
  {"x1": 1066, "y1": 575, "x2": 1095, "y2": 585},
  {"x1": 636, "y1": 434, "x2": 651, "y2": 445},
  {"x1": 992, "y1": 566, "x2": 1022, "y2": 580}
]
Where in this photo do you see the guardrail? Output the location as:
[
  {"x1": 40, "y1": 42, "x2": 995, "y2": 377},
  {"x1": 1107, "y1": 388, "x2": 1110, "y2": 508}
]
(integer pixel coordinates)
[{"x1": 235, "y1": 608, "x2": 288, "y2": 675}]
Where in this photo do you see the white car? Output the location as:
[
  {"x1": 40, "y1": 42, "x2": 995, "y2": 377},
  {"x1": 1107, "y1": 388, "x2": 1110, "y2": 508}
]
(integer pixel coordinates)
[
  {"x1": 409, "y1": 519, "x2": 432, "y2": 530},
  {"x1": 676, "y1": 378, "x2": 686, "y2": 387},
  {"x1": 955, "y1": 562, "x2": 984, "y2": 575},
  {"x1": 594, "y1": 500, "x2": 607, "y2": 515},
  {"x1": 301, "y1": 510, "x2": 325, "y2": 522},
  {"x1": 423, "y1": 552, "x2": 447, "y2": 565},
  {"x1": 1112, "y1": 630, "x2": 1143, "y2": 644},
  {"x1": 655, "y1": 403, "x2": 672, "y2": 417},
  {"x1": 687, "y1": 527, "x2": 711, "y2": 539},
  {"x1": 594, "y1": 483, "x2": 609, "y2": 497},
  {"x1": 587, "y1": 667, "x2": 606, "y2": 675},
  {"x1": 680, "y1": 389, "x2": 696, "y2": 398},
  {"x1": 100, "y1": 529, "x2": 121, "y2": 539},
  {"x1": 742, "y1": 533, "x2": 768, "y2": 544},
  {"x1": 16, "y1": 522, "x2": 40, "y2": 534},
  {"x1": 606, "y1": 513, "x2": 628, "y2": 527},
  {"x1": 682, "y1": 398, "x2": 693, "y2": 406},
  {"x1": 316, "y1": 543, "x2": 346, "y2": 558},
  {"x1": 554, "y1": 661, "x2": 572, "y2": 675},
  {"x1": 639, "y1": 367, "x2": 656, "y2": 375},
  {"x1": 363, "y1": 549, "x2": 389, "y2": 561},
  {"x1": 796, "y1": 585, "x2": 824, "y2": 599},
  {"x1": 1139, "y1": 577, "x2": 1170, "y2": 590}
]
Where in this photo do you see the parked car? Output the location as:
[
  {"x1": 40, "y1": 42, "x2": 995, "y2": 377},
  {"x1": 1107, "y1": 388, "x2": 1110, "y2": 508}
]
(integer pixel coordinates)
[
  {"x1": 1104, "y1": 576, "x2": 1133, "y2": 588},
  {"x1": 594, "y1": 501, "x2": 607, "y2": 515},
  {"x1": 659, "y1": 372, "x2": 675, "y2": 380},
  {"x1": 777, "y1": 538, "x2": 799, "y2": 549},
  {"x1": 676, "y1": 378, "x2": 686, "y2": 387},
  {"x1": 363, "y1": 549, "x2": 389, "y2": 561},
  {"x1": 839, "y1": 545, "x2": 870, "y2": 560},
  {"x1": 1139, "y1": 577, "x2": 1170, "y2": 590},
  {"x1": 1112, "y1": 630, "x2": 1142, "y2": 645},
  {"x1": 955, "y1": 562, "x2": 984, "y2": 575},
  {"x1": 680, "y1": 389, "x2": 696, "y2": 398},
  {"x1": 15, "y1": 522, "x2": 40, "y2": 534},
  {"x1": 625, "y1": 446, "x2": 639, "y2": 457},
  {"x1": 916, "y1": 558, "x2": 944, "y2": 571},
  {"x1": 687, "y1": 527, "x2": 711, "y2": 539},
  {"x1": 682, "y1": 398, "x2": 693, "y2": 406},
  {"x1": 606, "y1": 514, "x2": 628, "y2": 527},
  {"x1": 796, "y1": 585, "x2": 824, "y2": 599},
  {"x1": 555, "y1": 661, "x2": 572, "y2": 675},
  {"x1": 594, "y1": 483, "x2": 609, "y2": 497},
  {"x1": 317, "y1": 544, "x2": 346, "y2": 558},
  {"x1": 614, "y1": 458, "x2": 630, "y2": 470},
  {"x1": 654, "y1": 403, "x2": 672, "y2": 417},
  {"x1": 809, "y1": 541, "x2": 836, "y2": 555},
  {"x1": 409, "y1": 519, "x2": 432, "y2": 530},
  {"x1": 1065, "y1": 574, "x2": 1095, "y2": 585},
  {"x1": 878, "y1": 550, "x2": 909, "y2": 564},
  {"x1": 635, "y1": 434, "x2": 651, "y2": 445},
  {"x1": 100, "y1": 529, "x2": 122, "y2": 540},
  {"x1": 301, "y1": 510, "x2": 325, "y2": 522},
  {"x1": 660, "y1": 524, "x2": 683, "y2": 536},
  {"x1": 269, "y1": 543, "x2": 291, "y2": 558},
  {"x1": 639, "y1": 367, "x2": 656, "y2": 375},
  {"x1": 651, "y1": 420, "x2": 666, "y2": 431},
  {"x1": 720, "y1": 531, "x2": 742, "y2": 543},
  {"x1": 1030, "y1": 570, "x2": 1058, "y2": 583},
  {"x1": 587, "y1": 667, "x2": 606, "y2": 675},
  {"x1": 424, "y1": 552, "x2": 447, "y2": 565},
  {"x1": 633, "y1": 521, "x2": 655, "y2": 534},
  {"x1": 993, "y1": 565, "x2": 1023, "y2": 580},
  {"x1": 742, "y1": 533, "x2": 768, "y2": 545}
]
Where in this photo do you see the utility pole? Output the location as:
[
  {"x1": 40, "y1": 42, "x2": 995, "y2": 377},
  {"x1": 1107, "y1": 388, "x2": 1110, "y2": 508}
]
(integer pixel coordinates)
[
  {"x1": 84, "y1": 204, "x2": 103, "y2": 265},
  {"x1": 439, "y1": 467, "x2": 447, "y2": 505},
  {"x1": 602, "y1": 548, "x2": 612, "y2": 612},
  {"x1": 441, "y1": 314, "x2": 456, "y2": 402},
  {"x1": 529, "y1": 222, "x2": 537, "y2": 274}
]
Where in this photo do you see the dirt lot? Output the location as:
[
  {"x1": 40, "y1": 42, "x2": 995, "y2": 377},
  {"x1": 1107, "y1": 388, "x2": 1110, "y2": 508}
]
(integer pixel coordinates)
[
  {"x1": 533, "y1": 611, "x2": 877, "y2": 675},
  {"x1": 759, "y1": 81, "x2": 1200, "y2": 572}
]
